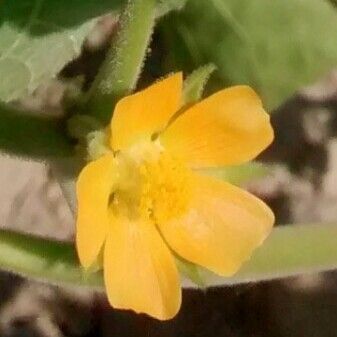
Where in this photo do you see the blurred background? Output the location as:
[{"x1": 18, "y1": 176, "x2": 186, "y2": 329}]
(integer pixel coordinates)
[{"x1": 0, "y1": 0, "x2": 337, "y2": 336}]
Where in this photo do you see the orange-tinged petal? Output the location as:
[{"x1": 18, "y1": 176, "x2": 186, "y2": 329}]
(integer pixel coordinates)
[
  {"x1": 76, "y1": 154, "x2": 116, "y2": 269},
  {"x1": 158, "y1": 174, "x2": 274, "y2": 276},
  {"x1": 104, "y1": 218, "x2": 181, "y2": 320},
  {"x1": 111, "y1": 73, "x2": 182, "y2": 151},
  {"x1": 160, "y1": 86, "x2": 274, "y2": 168}
]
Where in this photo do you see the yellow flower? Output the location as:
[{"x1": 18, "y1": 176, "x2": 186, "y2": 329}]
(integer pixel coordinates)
[{"x1": 76, "y1": 73, "x2": 274, "y2": 320}]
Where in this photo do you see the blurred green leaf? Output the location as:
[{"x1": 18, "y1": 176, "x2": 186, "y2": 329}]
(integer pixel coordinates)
[
  {"x1": 199, "y1": 162, "x2": 270, "y2": 186},
  {"x1": 0, "y1": 103, "x2": 73, "y2": 158},
  {"x1": 0, "y1": 0, "x2": 127, "y2": 102},
  {"x1": 330, "y1": 0, "x2": 337, "y2": 7},
  {"x1": 0, "y1": 0, "x2": 185, "y2": 104},
  {"x1": 183, "y1": 63, "x2": 216, "y2": 104},
  {"x1": 160, "y1": 0, "x2": 337, "y2": 109}
]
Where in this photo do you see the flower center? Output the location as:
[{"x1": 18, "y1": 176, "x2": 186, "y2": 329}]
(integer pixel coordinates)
[{"x1": 110, "y1": 142, "x2": 192, "y2": 224}]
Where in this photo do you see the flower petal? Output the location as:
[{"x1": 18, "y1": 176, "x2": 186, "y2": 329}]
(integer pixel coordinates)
[
  {"x1": 160, "y1": 86, "x2": 274, "y2": 168},
  {"x1": 76, "y1": 154, "x2": 116, "y2": 269},
  {"x1": 104, "y1": 218, "x2": 181, "y2": 320},
  {"x1": 111, "y1": 73, "x2": 182, "y2": 151},
  {"x1": 158, "y1": 174, "x2": 274, "y2": 276}
]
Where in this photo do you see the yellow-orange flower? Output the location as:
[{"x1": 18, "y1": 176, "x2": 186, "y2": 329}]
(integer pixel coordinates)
[{"x1": 76, "y1": 73, "x2": 274, "y2": 320}]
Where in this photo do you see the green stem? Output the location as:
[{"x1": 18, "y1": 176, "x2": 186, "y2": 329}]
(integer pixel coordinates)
[
  {"x1": 0, "y1": 103, "x2": 73, "y2": 158},
  {"x1": 0, "y1": 229, "x2": 103, "y2": 289},
  {"x1": 87, "y1": 0, "x2": 156, "y2": 124},
  {"x1": 156, "y1": 0, "x2": 188, "y2": 17},
  {"x1": 1, "y1": 223, "x2": 337, "y2": 289}
]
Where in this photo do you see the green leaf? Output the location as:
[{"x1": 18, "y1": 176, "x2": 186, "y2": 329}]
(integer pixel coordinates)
[
  {"x1": 183, "y1": 64, "x2": 216, "y2": 105},
  {"x1": 199, "y1": 162, "x2": 270, "y2": 186},
  {"x1": 160, "y1": 0, "x2": 337, "y2": 109},
  {"x1": 0, "y1": 0, "x2": 187, "y2": 104},
  {"x1": 1, "y1": 223, "x2": 337, "y2": 289},
  {"x1": 87, "y1": 0, "x2": 156, "y2": 123},
  {"x1": 0, "y1": 103, "x2": 73, "y2": 158},
  {"x1": 0, "y1": 0, "x2": 127, "y2": 103}
]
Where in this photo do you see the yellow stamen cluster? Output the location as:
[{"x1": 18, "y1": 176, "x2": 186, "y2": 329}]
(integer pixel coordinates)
[
  {"x1": 110, "y1": 143, "x2": 192, "y2": 224},
  {"x1": 139, "y1": 152, "x2": 192, "y2": 224}
]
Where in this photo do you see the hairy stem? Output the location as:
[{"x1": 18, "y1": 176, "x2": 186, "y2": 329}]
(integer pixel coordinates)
[{"x1": 87, "y1": 0, "x2": 156, "y2": 124}]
